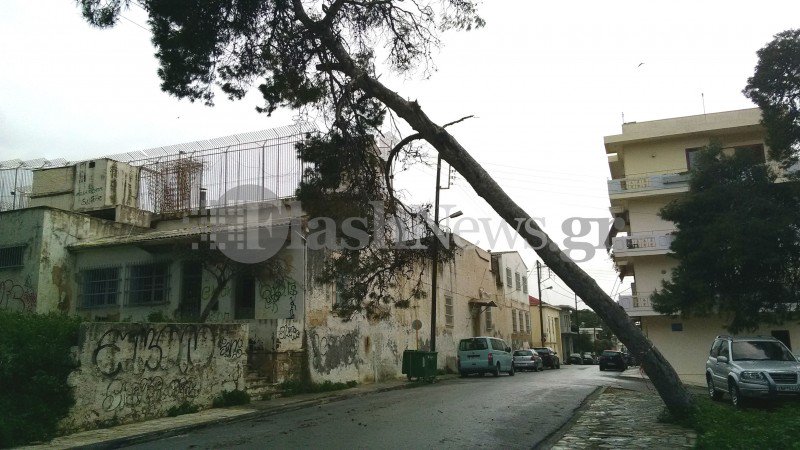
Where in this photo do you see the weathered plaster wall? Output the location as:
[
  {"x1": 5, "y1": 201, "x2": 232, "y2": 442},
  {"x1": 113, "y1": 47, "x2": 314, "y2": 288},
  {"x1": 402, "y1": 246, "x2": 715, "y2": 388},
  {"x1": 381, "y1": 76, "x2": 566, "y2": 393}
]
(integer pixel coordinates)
[
  {"x1": 305, "y1": 238, "x2": 499, "y2": 383},
  {"x1": 64, "y1": 322, "x2": 247, "y2": 432},
  {"x1": 0, "y1": 208, "x2": 44, "y2": 313}
]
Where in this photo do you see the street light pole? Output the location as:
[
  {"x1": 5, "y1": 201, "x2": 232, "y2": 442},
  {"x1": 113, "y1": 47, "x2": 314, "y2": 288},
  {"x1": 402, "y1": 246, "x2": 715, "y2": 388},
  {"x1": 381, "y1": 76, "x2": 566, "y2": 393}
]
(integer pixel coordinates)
[
  {"x1": 430, "y1": 154, "x2": 442, "y2": 353},
  {"x1": 536, "y1": 260, "x2": 546, "y2": 347}
]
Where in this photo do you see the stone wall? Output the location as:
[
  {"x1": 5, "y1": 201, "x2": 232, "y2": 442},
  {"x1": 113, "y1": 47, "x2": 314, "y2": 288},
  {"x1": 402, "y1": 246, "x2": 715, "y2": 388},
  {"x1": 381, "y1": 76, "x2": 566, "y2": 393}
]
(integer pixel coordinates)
[{"x1": 63, "y1": 322, "x2": 248, "y2": 432}]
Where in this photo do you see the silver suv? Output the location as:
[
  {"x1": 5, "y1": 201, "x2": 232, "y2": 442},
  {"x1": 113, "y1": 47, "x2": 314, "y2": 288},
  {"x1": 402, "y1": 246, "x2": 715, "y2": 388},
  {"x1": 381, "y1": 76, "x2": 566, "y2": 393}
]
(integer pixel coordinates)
[{"x1": 706, "y1": 335, "x2": 800, "y2": 407}]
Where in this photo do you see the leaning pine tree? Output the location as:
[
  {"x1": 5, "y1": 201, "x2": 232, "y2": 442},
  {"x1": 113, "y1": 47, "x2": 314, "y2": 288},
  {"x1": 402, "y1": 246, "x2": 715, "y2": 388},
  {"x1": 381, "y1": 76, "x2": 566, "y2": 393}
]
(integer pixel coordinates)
[{"x1": 77, "y1": 0, "x2": 693, "y2": 414}]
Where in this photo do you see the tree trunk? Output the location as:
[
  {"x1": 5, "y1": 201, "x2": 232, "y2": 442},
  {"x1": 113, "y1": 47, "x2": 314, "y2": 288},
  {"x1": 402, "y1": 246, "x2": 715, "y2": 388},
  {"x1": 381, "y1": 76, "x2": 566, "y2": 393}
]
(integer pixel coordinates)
[
  {"x1": 294, "y1": 3, "x2": 694, "y2": 415},
  {"x1": 293, "y1": 3, "x2": 694, "y2": 415},
  {"x1": 198, "y1": 277, "x2": 229, "y2": 323}
]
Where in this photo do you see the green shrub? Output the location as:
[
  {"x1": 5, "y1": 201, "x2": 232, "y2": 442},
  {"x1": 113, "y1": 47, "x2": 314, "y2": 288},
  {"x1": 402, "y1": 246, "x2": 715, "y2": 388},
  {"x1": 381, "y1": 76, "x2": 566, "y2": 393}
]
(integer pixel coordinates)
[
  {"x1": 212, "y1": 389, "x2": 251, "y2": 407},
  {"x1": 0, "y1": 311, "x2": 81, "y2": 447},
  {"x1": 279, "y1": 379, "x2": 357, "y2": 396},
  {"x1": 166, "y1": 402, "x2": 199, "y2": 417}
]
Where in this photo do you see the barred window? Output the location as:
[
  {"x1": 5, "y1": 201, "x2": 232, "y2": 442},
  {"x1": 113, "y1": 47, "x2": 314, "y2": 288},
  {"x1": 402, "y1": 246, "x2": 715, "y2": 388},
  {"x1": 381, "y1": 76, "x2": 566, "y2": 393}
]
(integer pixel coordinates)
[
  {"x1": 526, "y1": 312, "x2": 531, "y2": 332},
  {"x1": 445, "y1": 295, "x2": 454, "y2": 327},
  {"x1": 0, "y1": 245, "x2": 25, "y2": 269},
  {"x1": 522, "y1": 276, "x2": 528, "y2": 294},
  {"x1": 512, "y1": 310, "x2": 518, "y2": 332},
  {"x1": 505, "y1": 268, "x2": 512, "y2": 286},
  {"x1": 485, "y1": 307, "x2": 493, "y2": 331},
  {"x1": 81, "y1": 267, "x2": 121, "y2": 308},
  {"x1": 129, "y1": 263, "x2": 170, "y2": 305}
]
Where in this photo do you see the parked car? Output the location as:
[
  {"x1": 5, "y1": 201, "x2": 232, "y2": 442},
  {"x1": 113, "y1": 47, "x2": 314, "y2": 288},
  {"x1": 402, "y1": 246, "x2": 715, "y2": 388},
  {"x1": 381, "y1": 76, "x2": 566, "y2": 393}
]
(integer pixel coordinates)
[
  {"x1": 582, "y1": 352, "x2": 597, "y2": 365},
  {"x1": 623, "y1": 352, "x2": 637, "y2": 367},
  {"x1": 568, "y1": 353, "x2": 583, "y2": 365},
  {"x1": 513, "y1": 349, "x2": 544, "y2": 372},
  {"x1": 599, "y1": 350, "x2": 628, "y2": 372},
  {"x1": 533, "y1": 347, "x2": 560, "y2": 369},
  {"x1": 457, "y1": 337, "x2": 515, "y2": 377},
  {"x1": 706, "y1": 335, "x2": 800, "y2": 407}
]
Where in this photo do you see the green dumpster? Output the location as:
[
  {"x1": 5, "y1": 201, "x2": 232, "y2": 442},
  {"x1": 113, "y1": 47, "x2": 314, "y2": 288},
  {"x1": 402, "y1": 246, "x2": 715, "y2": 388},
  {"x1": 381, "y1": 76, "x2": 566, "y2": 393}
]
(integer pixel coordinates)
[{"x1": 402, "y1": 350, "x2": 438, "y2": 381}]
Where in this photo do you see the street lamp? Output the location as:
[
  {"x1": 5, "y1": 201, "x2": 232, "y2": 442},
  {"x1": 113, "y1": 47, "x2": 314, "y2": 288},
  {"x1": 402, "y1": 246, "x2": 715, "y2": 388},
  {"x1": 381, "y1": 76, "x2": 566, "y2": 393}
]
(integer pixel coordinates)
[{"x1": 430, "y1": 154, "x2": 461, "y2": 353}]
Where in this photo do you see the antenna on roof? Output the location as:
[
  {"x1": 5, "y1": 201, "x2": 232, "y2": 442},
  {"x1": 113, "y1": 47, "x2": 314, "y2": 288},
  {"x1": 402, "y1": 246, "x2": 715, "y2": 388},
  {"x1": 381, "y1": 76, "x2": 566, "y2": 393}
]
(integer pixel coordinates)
[{"x1": 702, "y1": 92, "x2": 706, "y2": 115}]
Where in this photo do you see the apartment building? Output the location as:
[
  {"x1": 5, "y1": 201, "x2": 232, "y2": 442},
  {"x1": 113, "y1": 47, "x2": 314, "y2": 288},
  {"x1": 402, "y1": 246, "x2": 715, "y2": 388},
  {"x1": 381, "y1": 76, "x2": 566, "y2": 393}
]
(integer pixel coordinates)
[
  {"x1": 603, "y1": 107, "x2": 800, "y2": 384},
  {"x1": 490, "y1": 251, "x2": 532, "y2": 350}
]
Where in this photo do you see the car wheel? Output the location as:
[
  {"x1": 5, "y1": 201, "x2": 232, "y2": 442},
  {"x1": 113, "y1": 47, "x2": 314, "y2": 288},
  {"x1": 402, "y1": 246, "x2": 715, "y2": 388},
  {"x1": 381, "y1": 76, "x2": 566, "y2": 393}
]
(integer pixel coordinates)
[
  {"x1": 707, "y1": 375, "x2": 722, "y2": 400},
  {"x1": 599, "y1": 366, "x2": 605, "y2": 371},
  {"x1": 556, "y1": 361, "x2": 560, "y2": 369},
  {"x1": 493, "y1": 363, "x2": 501, "y2": 377},
  {"x1": 509, "y1": 365, "x2": 515, "y2": 376},
  {"x1": 459, "y1": 370, "x2": 466, "y2": 378},
  {"x1": 621, "y1": 365, "x2": 628, "y2": 372},
  {"x1": 729, "y1": 380, "x2": 743, "y2": 408}
]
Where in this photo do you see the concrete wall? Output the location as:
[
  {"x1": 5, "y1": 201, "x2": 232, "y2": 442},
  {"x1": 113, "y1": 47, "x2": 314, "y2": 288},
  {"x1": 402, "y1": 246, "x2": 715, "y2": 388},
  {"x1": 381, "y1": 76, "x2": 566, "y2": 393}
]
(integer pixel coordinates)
[
  {"x1": 63, "y1": 322, "x2": 247, "y2": 432},
  {"x1": 0, "y1": 208, "x2": 44, "y2": 313},
  {"x1": 304, "y1": 238, "x2": 503, "y2": 383}
]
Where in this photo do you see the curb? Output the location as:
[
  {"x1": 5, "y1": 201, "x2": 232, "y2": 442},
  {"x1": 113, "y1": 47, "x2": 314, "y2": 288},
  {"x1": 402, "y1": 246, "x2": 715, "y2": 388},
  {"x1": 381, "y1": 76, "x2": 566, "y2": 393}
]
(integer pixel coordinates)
[
  {"x1": 67, "y1": 378, "x2": 452, "y2": 449},
  {"x1": 534, "y1": 385, "x2": 606, "y2": 450}
]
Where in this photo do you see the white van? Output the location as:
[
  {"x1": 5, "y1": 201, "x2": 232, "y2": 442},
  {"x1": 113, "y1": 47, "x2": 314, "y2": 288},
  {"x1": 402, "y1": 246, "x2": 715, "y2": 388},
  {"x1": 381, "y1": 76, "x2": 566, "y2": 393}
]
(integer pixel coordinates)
[{"x1": 457, "y1": 336, "x2": 515, "y2": 377}]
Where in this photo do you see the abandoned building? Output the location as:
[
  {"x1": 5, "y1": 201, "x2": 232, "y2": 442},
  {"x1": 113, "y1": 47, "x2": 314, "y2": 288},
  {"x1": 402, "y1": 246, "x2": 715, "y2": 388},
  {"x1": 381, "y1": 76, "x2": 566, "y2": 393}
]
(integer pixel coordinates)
[{"x1": 0, "y1": 126, "x2": 532, "y2": 387}]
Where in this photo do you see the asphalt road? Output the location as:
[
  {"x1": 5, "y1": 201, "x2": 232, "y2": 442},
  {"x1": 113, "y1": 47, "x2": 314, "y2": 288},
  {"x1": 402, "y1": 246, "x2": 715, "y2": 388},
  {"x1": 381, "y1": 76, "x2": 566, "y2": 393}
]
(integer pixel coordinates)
[{"x1": 127, "y1": 365, "x2": 649, "y2": 450}]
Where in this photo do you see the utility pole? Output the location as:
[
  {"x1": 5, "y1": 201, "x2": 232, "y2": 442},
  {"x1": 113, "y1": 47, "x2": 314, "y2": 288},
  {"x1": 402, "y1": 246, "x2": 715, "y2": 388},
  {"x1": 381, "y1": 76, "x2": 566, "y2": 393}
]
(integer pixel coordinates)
[
  {"x1": 430, "y1": 155, "x2": 442, "y2": 353},
  {"x1": 536, "y1": 260, "x2": 545, "y2": 347}
]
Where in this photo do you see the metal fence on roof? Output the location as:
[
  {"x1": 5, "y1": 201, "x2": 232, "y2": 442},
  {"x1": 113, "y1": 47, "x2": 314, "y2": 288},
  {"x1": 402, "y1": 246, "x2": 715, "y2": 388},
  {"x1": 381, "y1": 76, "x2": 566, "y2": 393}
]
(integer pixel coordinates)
[{"x1": 0, "y1": 124, "x2": 317, "y2": 213}]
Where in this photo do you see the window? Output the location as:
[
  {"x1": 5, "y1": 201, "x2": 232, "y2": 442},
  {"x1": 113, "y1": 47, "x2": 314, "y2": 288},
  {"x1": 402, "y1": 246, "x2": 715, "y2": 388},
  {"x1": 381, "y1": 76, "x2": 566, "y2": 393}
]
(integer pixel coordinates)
[
  {"x1": 445, "y1": 295, "x2": 454, "y2": 327},
  {"x1": 734, "y1": 144, "x2": 766, "y2": 163},
  {"x1": 685, "y1": 147, "x2": 703, "y2": 171},
  {"x1": 81, "y1": 267, "x2": 121, "y2": 308},
  {"x1": 505, "y1": 268, "x2": 512, "y2": 287},
  {"x1": 491, "y1": 338, "x2": 507, "y2": 351},
  {"x1": 526, "y1": 312, "x2": 531, "y2": 332},
  {"x1": 512, "y1": 310, "x2": 518, "y2": 332},
  {"x1": 129, "y1": 263, "x2": 170, "y2": 305},
  {"x1": 522, "y1": 276, "x2": 528, "y2": 294},
  {"x1": 0, "y1": 245, "x2": 25, "y2": 269},
  {"x1": 719, "y1": 341, "x2": 729, "y2": 359},
  {"x1": 485, "y1": 307, "x2": 493, "y2": 331},
  {"x1": 710, "y1": 339, "x2": 723, "y2": 357},
  {"x1": 515, "y1": 272, "x2": 521, "y2": 291}
]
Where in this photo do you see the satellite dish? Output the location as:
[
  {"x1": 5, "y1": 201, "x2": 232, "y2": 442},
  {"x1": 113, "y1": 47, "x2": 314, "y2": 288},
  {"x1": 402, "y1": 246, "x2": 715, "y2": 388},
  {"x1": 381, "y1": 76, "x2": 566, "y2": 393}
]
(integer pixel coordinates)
[{"x1": 411, "y1": 319, "x2": 423, "y2": 331}]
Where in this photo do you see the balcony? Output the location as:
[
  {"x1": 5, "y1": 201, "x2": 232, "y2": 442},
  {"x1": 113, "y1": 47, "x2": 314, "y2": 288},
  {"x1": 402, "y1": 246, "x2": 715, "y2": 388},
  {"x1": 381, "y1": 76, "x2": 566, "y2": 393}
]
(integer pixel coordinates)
[
  {"x1": 607, "y1": 172, "x2": 689, "y2": 199},
  {"x1": 618, "y1": 293, "x2": 660, "y2": 316},
  {"x1": 611, "y1": 231, "x2": 674, "y2": 258}
]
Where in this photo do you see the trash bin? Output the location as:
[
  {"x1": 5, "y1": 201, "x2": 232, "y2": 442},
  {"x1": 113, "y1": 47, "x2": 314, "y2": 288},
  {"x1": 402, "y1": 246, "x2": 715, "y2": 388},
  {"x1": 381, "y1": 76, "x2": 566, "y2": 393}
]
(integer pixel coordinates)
[{"x1": 402, "y1": 350, "x2": 438, "y2": 382}]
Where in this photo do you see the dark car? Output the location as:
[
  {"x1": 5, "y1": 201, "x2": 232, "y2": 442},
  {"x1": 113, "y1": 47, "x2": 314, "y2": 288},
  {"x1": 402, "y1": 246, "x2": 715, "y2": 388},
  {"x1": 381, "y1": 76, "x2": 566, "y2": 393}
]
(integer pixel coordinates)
[
  {"x1": 599, "y1": 350, "x2": 628, "y2": 371},
  {"x1": 581, "y1": 352, "x2": 596, "y2": 365},
  {"x1": 533, "y1": 347, "x2": 560, "y2": 369},
  {"x1": 568, "y1": 353, "x2": 583, "y2": 365},
  {"x1": 623, "y1": 352, "x2": 637, "y2": 366},
  {"x1": 513, "y1": 349, "x2": 544, "y2": 372}
]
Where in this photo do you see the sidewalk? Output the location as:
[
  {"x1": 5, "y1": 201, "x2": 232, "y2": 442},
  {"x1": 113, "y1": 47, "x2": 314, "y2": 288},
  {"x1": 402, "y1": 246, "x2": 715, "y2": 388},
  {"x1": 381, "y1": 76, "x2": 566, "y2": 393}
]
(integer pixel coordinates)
[
  {"x1": 23, "y1": 376, "x2": 452, "y2": 450},
  {"x1": 618, "y1": 366, "x2": 705, "y2": 388},
  {"x1": 549, "y1": 387, "x2": 697, "y2": 449}
]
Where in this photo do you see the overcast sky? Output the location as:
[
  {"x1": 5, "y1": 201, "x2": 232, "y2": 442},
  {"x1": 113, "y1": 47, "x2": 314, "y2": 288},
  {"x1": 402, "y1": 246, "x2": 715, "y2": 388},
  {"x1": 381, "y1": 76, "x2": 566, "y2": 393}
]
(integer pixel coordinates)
[{"x1": 2, "y1": 1, "x2": 798, "y2": 308}]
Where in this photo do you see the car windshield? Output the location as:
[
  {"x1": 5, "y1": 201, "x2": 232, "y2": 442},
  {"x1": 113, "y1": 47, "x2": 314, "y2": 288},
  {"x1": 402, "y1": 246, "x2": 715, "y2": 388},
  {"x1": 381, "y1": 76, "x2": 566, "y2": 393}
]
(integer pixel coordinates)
[
  {"x1": 459, "y1": 338, "x2": 488, "y2": 351},
  {"x1": 533, "y1": 348, "x2": 548, "y2": 353},
  {"x1": 731, "y1": 340, "x2": 796, "y2": 362},
  {"x1": 514, "y1": 350, "x2": 532, "y2": 356},
  {"x1": 602, "y1": 351, "x2": 618, "y2": 357}
]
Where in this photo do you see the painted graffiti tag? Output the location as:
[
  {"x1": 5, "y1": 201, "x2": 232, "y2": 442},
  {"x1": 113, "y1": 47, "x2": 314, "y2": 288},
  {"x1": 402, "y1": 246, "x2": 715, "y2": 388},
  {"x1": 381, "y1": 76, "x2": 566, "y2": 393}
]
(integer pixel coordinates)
[
  {"x1": 0, "y1": 279, "x2": 36, "y2": 312},
  {"x1": 260, "y1": 277, "x2": 298, "y2": 318},
  {"x1": 101, "y1": 376, "x2": 200, "y2": 412},
  {"x1": 92, "y1": 324, "x2": 217, "y2": 378},
  {"x1": 277, "y1": 323, "x2": 301, "y2": 341},
  {"x1": 218, "y1": 336, "x2": 244, "y2": 358}
]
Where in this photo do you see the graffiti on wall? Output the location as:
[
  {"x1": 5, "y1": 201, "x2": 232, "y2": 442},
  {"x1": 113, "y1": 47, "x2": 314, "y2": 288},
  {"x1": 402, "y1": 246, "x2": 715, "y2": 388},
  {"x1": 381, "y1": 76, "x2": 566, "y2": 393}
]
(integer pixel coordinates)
[
  {"x1": 101, "y1": 376, "x2": 201, "y2": 412},
  {"x1": 0, "y1": 278, "x2": 36, "y2": 312},
  {"x1": 91, "y1": 324, "x2": 221, "y2": 377},
  {"x1": 309, "y1": 329, "x2": 361, "y2": 374},
  {"x1": 259, "y1": 276, "x2": 299, "y2": 319},
  {"x1": 66, "y1": 322, "x2": 247, "y2": 431}
]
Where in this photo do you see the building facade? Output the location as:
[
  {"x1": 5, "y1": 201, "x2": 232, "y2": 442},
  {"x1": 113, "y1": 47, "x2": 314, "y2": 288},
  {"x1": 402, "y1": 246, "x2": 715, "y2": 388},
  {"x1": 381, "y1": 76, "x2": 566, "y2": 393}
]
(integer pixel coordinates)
[
  {"x1": 529, "y1": 296, "x2": 561, "y2": 352},
  {"x1": 603, "y1": 108, "x2": 800, "y2": 384},
  {"x1": 490, "y1": 251, "x2": 532, "y2": 350}
]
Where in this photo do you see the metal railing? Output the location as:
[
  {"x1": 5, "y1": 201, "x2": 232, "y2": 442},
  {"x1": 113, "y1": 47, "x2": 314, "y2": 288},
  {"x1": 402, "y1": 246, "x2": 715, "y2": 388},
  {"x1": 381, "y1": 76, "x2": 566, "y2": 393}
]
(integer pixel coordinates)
[
  {"x1": 611, "y1": 232, "x2": 675, "y2": 255},
  {"x1": 618, "y1": 293, "x2": 652, "y2": 310},
  {"x1": 607, "y1": 172, "x2": 689, "y2": 196}
]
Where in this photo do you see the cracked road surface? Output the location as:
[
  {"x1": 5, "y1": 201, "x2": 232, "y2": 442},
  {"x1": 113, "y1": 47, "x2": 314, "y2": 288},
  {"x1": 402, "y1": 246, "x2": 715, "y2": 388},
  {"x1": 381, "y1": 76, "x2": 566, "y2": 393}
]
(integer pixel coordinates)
[{"x1": 127, "y1": 365, "x2": 651, "y2": 449}]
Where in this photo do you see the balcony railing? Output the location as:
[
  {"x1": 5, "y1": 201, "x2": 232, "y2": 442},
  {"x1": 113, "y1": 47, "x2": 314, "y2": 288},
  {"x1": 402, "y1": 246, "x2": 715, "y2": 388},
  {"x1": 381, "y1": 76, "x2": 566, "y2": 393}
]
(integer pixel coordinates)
[
  {"x1": 608, "y1": 172, "x2": 689, "y2": 196},
  {"x1": 611, "y1": 232, "x2": 674, "y2": 256},
  {"x1": 618, "y1": 294, "x2": 652, "y2": 309}
]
